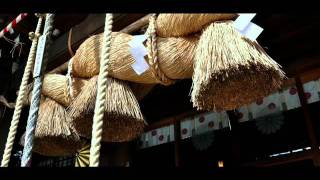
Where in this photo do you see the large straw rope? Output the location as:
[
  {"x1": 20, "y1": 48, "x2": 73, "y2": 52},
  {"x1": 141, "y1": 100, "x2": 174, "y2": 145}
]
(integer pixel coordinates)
[
  {"x1": 1, "y1": 15, "x2": 44, "y2": 167},
  {"x1": 89, "y1": 13, "x2": 113, "y2": 167},
  {"x1": 21, "y1": 14, "x2": 55, "y2": 167}
]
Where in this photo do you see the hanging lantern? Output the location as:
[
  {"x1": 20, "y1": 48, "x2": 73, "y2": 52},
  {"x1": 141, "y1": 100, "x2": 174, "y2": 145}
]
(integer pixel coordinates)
[
  {"x1": 255, "y1": 112, "x2": 284, "y2": 135},
  {"x1": 191, "y1": 131, "x2": 214, "y2": 151},
  {"x1": 218, "y1": 160, "x2": 224, "y2": 168}
]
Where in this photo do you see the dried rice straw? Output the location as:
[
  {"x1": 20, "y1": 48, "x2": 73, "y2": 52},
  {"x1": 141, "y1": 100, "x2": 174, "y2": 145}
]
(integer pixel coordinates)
[
  {"x1": 156, "y1": 13, "x2": 237, "y2": 37},
  {"x1": 21, "y1": 97, "x2": 82, "y2": 156},
  {"x1": 67, "y1": 76, "x2": 146, "y2": 142},
  {"x1": 191, "y1": 21, "x2": 286, "y2": 111},
  {"x1": 71, "y1": 32, "x2": 198, "y2": 84},
  {"x1": 23, "y1": 74, "x2": 88, "y2": 107}
]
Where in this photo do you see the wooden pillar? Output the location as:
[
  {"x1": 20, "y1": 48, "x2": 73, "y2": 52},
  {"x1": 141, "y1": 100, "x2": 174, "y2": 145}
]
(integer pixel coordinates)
[
  {"x1": 295, "y1": 76, "x2": 320, "y2": 167},
  {"x1": 174, "y1": 120, "x2": 181, "y2": 167},
  {"x1": 226, "y1": 110, "x2": 241, "y2": 167}
]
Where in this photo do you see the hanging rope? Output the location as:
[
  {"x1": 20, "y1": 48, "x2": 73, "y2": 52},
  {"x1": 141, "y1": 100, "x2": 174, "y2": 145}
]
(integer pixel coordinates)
[
  {"x1": 89, "y1": 13, "x2": 113, "y2": 167},
  {"x1": 21, "y1": 14, "x2": 55, "y2": 167},
  {"x1": 1, "y1": 15, "x2": 44, "y2": 167}
]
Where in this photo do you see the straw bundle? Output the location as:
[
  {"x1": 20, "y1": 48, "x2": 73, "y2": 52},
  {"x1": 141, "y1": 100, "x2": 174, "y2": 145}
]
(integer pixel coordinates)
[
  {"x1": 22, "y1": 74, "x2": 88, "y2": 107},
  {"x1": 156, "y1": 13, "x2": 237, "y2": 37},
  {"x1": 21, "y1": 97, "x2": 82, "y2": 156},
  {"x1": 42, "y1": 74, "x2": 88, "y2": 107},
  {"x1": 67, "y1": 76, "x2": 146, "y2": 142},
  {"x1": 191, "y1": 21, "x2": 285, "y2": 111},
  {"x1": 71, "y1": 32, "x2": 198, "y2": 84}
]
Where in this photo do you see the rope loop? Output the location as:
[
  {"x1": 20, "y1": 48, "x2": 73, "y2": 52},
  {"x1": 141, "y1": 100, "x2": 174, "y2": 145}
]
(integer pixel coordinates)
[{"x1": 146, "y1": 14, "x2": 174, "y2": 86}]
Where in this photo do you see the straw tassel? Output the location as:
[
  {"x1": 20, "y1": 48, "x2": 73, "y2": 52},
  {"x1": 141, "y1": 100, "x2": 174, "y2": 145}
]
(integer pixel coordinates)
[
  {"x1": 191, "y1": 21, "x2": 285, "y2": 111},
  {"x1": 67, "y1": 76, "x2": 146, "y2": 143}
]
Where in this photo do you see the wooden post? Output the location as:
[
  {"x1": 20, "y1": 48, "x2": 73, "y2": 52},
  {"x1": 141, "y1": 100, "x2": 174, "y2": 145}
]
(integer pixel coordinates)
[
  {"x1": 226, "y1": 110, "x2": 241, "y2": 167},
  {"x1": 174, "y1": 120, "x2": 181, "y2": 167},
  {"x1": 295, "y1": 75, "x2": 320, "y2": 167}
]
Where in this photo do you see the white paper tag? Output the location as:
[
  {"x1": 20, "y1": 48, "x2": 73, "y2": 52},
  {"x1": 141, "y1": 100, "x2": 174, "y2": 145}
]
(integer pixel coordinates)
[
  {"x1": 14, "y1": 34, "x2": 20, "y2": 43},
  {"x1": 233, "y1": 13, "x2": 256, "y2": 32},
  {"x1": 129, "y1": 35, "x2": 149, "y2": 75},
  {"x1": 131, "y1": 58, "x2": 149, "y2": 75},
  {"x1": 9, "y1": 28, "x2": 14, "y2": 35},
  {"x1": 33, "y1": 35, "x2": 46, "y2": 77},
  {"x1": 128, "y1": 35, "x2": 147, "y2": 47},
  {"x1": 130, "y1": 45, "x2": 148, "y2": 60},
  {"x1": 241, "y1": 22, "x2": 263, "y2": 41}
]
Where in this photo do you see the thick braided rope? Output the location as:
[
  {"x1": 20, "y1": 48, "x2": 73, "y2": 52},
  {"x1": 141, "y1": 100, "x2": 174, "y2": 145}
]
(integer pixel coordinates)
[
  {"x1": 21, "y1": 14, "x2": 55, "y2": 167},
  {"x1": 146, "y1": 14, "x2": 174, "y2": 86},
  {"x1": 89, "y1": 13, "x2": 113, "y2": 167},
  {"x1": 66, "y1": 58, "x2": 74, "y2": 101},
  {"x1": 0, "y1": 16, "x2": 44, "y2": 167}
]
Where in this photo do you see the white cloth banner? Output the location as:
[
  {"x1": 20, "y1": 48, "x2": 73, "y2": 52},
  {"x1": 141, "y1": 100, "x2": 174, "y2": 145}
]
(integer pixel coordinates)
[
  {"x1": 181, "y1": 118, "x2": 194, "y2": 139},
  {"x1": 282, "y1": 86, "x2": 301, "y2": 110},
  {"x1": 237, "y1": 106, "x2": 250, "y2": 122},
  {"x1": 303, "y1": 81, "x2": 320, "y2": 104},
  {"x1": 249, "y1": 92, "x2": 282, "y2": 119}
]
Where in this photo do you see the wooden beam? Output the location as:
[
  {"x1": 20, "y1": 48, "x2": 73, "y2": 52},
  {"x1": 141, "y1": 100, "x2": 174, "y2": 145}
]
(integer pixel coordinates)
[
  {"x1": 120, "y1": 14, "x2": 151, "y2": 34},
  {"x1": 48, "y1": 61, "x2": 68, "y2": 74},
  {"x1": 242, "y1": 151, "x2": 313, "y2": 167},
  {"x1": 144, "y1": 110, "x2": 201, "y2": 131},
  {"x1": 174, "y1": 120, "x2": 181, "y2": 167},
  {"x1": 285, "y1": 55, "x2": 320, "y2": 76},
  {"x1": 227, "y1": 110, "x2": 241, "y2": 167},
  {"x1": 267, "y1": 24, "x2": 320, "y2": 63}
]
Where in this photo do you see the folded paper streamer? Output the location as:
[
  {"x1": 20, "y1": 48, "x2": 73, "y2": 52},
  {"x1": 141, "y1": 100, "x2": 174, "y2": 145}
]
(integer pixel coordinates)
[
  {"x1": 129, "y1": 35, "x2": 149, "y2": 75},
  {"x1": 233, "y1": 13, "x2": 263, "y2": 41},
  {"x1": 233, "y1": 13, "x2": 256, "y2": 32},
  {"x1": 241, "y1": 22, "x2": 264, "y2": 41}
]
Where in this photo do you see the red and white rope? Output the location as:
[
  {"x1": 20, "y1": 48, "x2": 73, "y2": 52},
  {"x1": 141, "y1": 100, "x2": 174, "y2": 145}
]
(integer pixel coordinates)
[{"x1": 0, "y1": 13, "x2": 28, "y2": 38}]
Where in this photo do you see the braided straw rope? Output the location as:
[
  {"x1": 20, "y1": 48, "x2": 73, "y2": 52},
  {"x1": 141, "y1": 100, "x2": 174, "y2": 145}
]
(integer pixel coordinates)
[
  {"x1": 1, "y1": 15, "x2": 44, "y2": 167},
  {"x1": 146, "y1": 14, "x2": 174, "y2": 86},
  {"x1": 89, "y1": 13, "x2": 113, "y2": 167},
  {"x1": 66, "y1": 58, "x2": 74, "y2": 101},
  {"x1": 21, "y1": 14, "x2": 55, "y2": 167}
]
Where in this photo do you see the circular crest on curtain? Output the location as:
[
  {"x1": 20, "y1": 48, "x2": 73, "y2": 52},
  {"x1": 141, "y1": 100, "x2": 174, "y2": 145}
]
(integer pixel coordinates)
[
  {"x1": 255, "y1": 112, "x2": 284, "y2": 135},
  {"x1": 75, "y1": 140, "x2": 90, "y2": 167}
]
